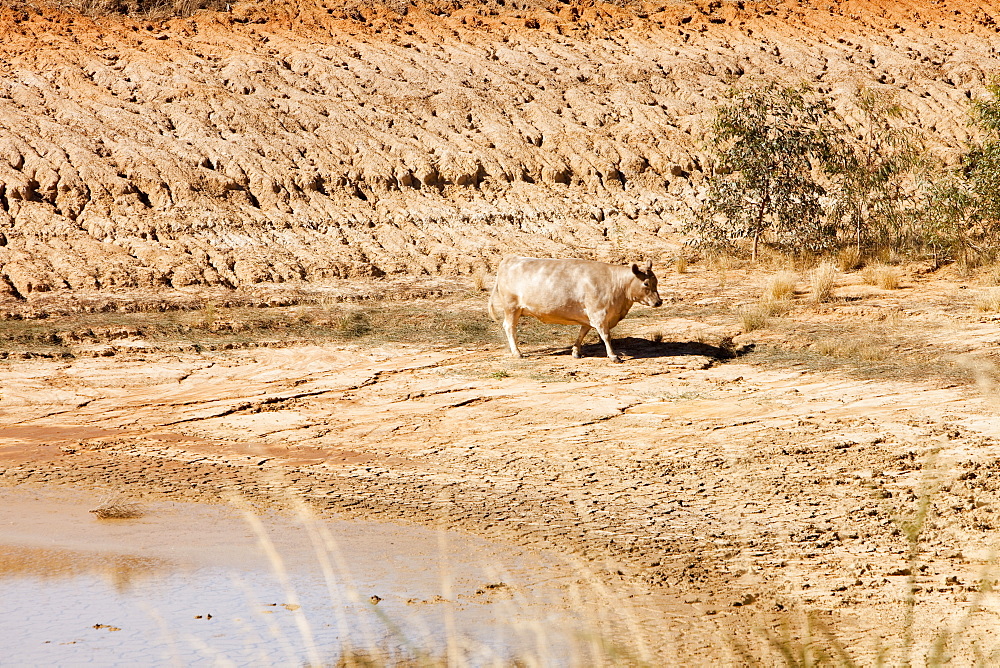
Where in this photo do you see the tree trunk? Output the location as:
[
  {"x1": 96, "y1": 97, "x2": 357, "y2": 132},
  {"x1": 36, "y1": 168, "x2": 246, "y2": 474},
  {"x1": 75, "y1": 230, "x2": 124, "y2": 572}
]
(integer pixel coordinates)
[{"x1": 752, "y1": 197, "x2": 767, "y2": 262}]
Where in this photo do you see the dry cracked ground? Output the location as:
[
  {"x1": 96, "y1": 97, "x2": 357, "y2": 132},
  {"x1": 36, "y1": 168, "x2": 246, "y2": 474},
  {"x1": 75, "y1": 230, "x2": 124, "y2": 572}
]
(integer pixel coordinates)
[
  {"x1": 3, "y1": 0, "x2": 1000, "y2": 662},
  {"x1": 2, "y1": 262, "x2": 1000, "y2": 662}
]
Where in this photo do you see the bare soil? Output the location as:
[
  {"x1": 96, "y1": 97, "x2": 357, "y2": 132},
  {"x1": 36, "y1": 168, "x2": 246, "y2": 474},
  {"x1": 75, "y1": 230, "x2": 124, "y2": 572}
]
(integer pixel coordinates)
[
  {"x1": 3, "y1": 0, "x2": 1000, "y2": 295},
  {"x1": 2, "y1": 262, "x2": 999, "y2": 662},
  {"x1": 3, "y1": 0, "x2": 1000, "y2": 660}
]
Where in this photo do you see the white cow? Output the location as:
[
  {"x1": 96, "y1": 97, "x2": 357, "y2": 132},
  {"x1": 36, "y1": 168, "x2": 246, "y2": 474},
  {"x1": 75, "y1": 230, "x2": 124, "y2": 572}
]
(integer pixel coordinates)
[{"x1": 488, "y1": 256, "x2": 663, "y2": 362}]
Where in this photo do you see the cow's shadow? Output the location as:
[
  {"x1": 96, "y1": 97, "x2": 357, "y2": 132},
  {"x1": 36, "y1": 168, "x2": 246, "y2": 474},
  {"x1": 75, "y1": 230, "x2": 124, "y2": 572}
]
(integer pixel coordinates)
[{"x1": 555, "y1": 336, "x2": 753, "y2": 361}]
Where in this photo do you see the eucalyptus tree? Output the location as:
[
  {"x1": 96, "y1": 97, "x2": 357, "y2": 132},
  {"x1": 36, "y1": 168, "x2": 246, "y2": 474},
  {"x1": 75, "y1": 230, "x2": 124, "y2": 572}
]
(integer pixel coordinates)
[
  {"x1": 921, "y1": 83, "x2": 1000, "y2": 268},
  {"x1": 687, "y1": 83, "x2": 841, "y2": 261},
  {"x1": 828, "y1": 88, "x2": 924, "y2": 258}
]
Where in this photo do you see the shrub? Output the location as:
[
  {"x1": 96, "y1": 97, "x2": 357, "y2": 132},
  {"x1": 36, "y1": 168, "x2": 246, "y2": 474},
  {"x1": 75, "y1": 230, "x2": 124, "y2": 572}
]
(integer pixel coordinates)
[
  {"x1": 828, "y1": 87, "x2": 924, "y2": 259},
  {"x1": 919, "y1": 83, "x2": 1000, "y2": 268}
]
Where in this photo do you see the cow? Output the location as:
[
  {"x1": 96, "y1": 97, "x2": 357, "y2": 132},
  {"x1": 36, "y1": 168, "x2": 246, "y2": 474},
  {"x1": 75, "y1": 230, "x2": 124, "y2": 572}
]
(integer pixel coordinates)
[{"x1": 488, "y1": 256, "x2": 663, "y2": 363}]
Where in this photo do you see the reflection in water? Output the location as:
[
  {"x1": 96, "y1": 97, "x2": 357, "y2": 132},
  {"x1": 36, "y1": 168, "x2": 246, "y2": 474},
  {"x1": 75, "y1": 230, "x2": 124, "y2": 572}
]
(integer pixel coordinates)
[
  {"x1": 0, "y1": 546, "x2": 161, "y2": 593},
  {"x1": 0, "y1": 488, "x2": 592, "y2": 665}
]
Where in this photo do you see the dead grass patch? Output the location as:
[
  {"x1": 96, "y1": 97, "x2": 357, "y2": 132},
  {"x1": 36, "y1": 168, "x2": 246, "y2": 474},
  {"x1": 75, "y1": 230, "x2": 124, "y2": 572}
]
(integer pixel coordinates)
[
  {"x1": 974, "y1": 289, "x2": 1000, "y2": 313},
  {"x1": 862, "y1": 263, "x2": 902, "y2": 290},
  {"x1": 56, "y1": 0, "x2": 227, "y2": 19},
  {"x1": 736, "y1": 304, "x2": 771, "y2": 332},
  {"x1": 90, "y1": 492, "x2": 144, "y2": 520},
  {"x1": 837, "y1": 246, "x2": 863, "y2": 272},
  {"x1": 813, "y1": 336, "x2": 886, "y2": 362},
  {"x1": 0, "y1": 299, "x2": 519, "y2": 356},
  {"x1": 810, "y1": 262, "x2": 837, "y2": 303}
]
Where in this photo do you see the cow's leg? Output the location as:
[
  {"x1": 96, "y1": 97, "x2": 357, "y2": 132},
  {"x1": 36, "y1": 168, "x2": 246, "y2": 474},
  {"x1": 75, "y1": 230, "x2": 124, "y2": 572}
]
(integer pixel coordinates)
[
  {"x1": 502, "y1": 310, "x2": 523, "y2": 358},
  {"x1": 594, "y1": 323, "x2": 621, "y2": 363},
  {"x1": 572, "y1": 325, "x2": 591, "y2": 358}
]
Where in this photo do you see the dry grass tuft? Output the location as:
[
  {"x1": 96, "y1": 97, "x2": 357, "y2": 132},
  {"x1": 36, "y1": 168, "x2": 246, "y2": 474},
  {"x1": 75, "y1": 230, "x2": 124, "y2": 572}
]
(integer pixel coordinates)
[
  {"x1": 978, "y1": 265, "x2": 1000, "y2": 287},
  {"x1": 332, "y1": 310, "x2": 375, "y2": 338},
  {"x1": 862, "y1": 263, "x2": 902, "y2": 290},
  {"x1": 757, "y1": 296, "x2": 789, "y2": 317},
  {"x1": 673, "y1": 255, "x2": 689, "y2": 274},
  {"x1": 471, "y1": 268, "x2": 490, "y2": 292},
  {"x1": 813, "y1": 337, "x2": 886, "y2": 362},
  {"x1": 736, "y1": 272, "x2": 798, "y2": 331},
  {"x1": 90, "y1": 492, "x2": 144, "y2": 520},
  {"x1": 737, "y1": 304, "x2": 770, "y2": 332},
  {"x1": 837, "y1": 246, "x2": 863, "y2": 272},
  {"x1": 707, "y1": 253, "x2": 737, "y2": 289},
  {"x1": 763, "y1": 271, "x2": 797, "y2": 303},
  {"x1": 877, "y1": 267, "x2": 901, "y2": 290},
  {"x1": 974, "y1": 289, "x2": 1000, "y2": 313},
  {"x1": 810, "y1": 262, "x2": 837, "y2": 303}
]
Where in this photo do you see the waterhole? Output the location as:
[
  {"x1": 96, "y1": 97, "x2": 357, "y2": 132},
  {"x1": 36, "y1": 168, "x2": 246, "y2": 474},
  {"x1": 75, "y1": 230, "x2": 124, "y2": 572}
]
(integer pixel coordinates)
[{"x1": 0, "y1": 486, "x2": 596, "y2": 665}]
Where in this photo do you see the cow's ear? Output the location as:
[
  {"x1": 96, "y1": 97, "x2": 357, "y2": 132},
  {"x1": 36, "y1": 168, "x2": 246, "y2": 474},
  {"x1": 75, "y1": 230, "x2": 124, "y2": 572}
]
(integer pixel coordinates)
[
  {"x1": 644, "y1": 259, "x2": 653, "y2": 274},
  {"x1": 631, "y1": 263, "x2": 643, "y2": 278}
]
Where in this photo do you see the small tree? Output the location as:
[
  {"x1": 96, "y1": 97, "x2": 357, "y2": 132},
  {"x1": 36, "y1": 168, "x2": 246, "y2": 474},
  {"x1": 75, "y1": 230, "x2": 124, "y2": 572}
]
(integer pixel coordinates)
[
  {"x1": 920, "y1": 83, "x2": 1000, "y2": 267},
  {"x1": 828, "y1": 88, "x2": 924, "y2": 258},
  {"x1": 921, "y1": 174, "x2": 981, "y2": 269},
  {"x1": 687, "y1": 83, "x2": 841, "y2": 260}
]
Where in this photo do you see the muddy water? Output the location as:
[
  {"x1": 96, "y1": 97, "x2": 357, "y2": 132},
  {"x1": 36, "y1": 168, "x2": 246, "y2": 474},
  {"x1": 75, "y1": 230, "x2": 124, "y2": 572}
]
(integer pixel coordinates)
[{"x1": 0, "y1": 486, "x2": 592, "y2": 666}]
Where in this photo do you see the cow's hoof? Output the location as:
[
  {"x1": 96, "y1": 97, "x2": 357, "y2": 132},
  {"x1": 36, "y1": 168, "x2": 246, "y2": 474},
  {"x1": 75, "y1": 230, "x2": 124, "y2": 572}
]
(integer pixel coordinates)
[
  {"x1": 511, "y1": 352, "x2": 524, "y2": 359},
  {"x1": 609, "y1": 355, "x2": 622, "y2": 363},
  {"x1": 571, "y1": 349, "x2": 583, "y2": 359}
]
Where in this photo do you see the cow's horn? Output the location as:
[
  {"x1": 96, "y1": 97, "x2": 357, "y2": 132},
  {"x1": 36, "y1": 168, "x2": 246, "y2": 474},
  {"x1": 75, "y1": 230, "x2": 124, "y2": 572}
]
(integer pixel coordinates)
[{"x1": 644, "y1": 259, "x2": 653, "y2": 273}]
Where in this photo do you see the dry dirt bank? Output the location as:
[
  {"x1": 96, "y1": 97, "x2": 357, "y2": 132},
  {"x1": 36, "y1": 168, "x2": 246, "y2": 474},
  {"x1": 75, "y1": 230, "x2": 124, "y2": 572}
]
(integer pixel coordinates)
[
  {"x1": 3, "y1": 0, "x2": 1000, "y2": 296},
  {"x1": 1, "y1": 263, "x2": 999, "y2": 661}
]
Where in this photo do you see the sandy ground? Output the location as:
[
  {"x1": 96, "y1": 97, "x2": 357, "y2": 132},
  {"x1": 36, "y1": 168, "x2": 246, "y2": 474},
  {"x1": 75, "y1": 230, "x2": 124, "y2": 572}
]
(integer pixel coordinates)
[{"x1": 2, "y1": 263, "x2": 1000, "y2": 662}]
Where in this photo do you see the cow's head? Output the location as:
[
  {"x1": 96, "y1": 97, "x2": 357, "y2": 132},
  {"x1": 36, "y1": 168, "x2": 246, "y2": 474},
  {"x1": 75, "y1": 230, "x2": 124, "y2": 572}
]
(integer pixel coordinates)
[{"x1": 630, "y1": 260, "x2": 663, "y2": 307}]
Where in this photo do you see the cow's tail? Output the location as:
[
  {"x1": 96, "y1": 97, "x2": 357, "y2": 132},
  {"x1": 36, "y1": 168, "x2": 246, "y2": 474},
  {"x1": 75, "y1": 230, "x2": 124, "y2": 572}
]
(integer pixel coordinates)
[
  {"x1": 487, "y1": 260, "x2": 503, "y2": 322},
  {"x1": 487, "y1": 277, "x2": 500, "y2": 322}
]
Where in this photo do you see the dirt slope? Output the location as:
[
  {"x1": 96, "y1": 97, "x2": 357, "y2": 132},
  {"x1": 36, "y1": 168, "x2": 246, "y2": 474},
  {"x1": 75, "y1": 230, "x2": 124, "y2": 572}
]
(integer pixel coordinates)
[{"x1": 1, "y1": 0, "x2": 1000, "y2": 298}]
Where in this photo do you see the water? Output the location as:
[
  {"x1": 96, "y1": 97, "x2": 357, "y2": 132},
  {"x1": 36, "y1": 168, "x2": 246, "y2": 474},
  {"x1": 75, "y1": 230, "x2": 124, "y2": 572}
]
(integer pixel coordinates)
[{"x1": 0, "y1": 487, "x2": 590, "y2": 666}]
